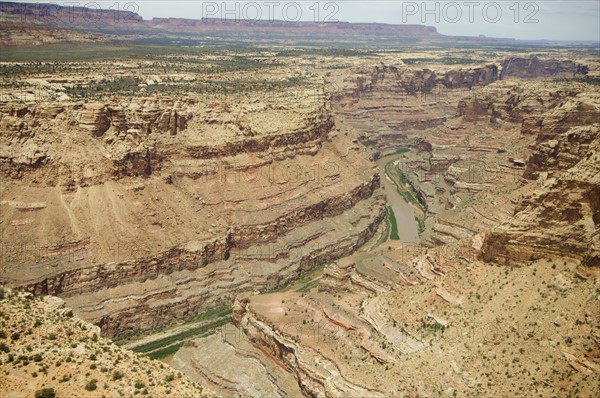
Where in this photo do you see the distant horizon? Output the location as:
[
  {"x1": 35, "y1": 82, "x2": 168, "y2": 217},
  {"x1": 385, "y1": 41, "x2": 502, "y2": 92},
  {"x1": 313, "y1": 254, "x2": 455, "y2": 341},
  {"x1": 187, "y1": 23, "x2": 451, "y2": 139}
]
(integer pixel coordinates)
[{"x1": 4, "y1": 0, "x2": 600, "y2": 42}]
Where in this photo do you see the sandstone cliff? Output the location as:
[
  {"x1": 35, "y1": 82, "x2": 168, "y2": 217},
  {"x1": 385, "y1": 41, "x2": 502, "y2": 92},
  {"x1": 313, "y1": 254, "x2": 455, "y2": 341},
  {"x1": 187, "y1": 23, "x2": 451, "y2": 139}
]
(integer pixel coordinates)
[
  {"x1": 501, "y1": 56, "x2": 588, "y2": 79},
  {"x1": 1, "y1": 86, "x2": 387, "y2": 337},
  {"x1": 482, "y1": 123, "x2": 600, "y2": 266}
]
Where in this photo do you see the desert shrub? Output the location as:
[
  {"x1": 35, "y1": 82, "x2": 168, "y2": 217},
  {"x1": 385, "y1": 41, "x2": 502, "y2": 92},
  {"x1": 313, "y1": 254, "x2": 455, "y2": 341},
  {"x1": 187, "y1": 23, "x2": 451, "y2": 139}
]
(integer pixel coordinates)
[
  {"x1": 35, "y1": 388, "x2": 56, "y2": 398},
  {"x1": 84, "y1": 379, "x2": 97, "y2": 391},
  {"x1": 112, "y1": 370, "x2": 124, "y2": 380}
]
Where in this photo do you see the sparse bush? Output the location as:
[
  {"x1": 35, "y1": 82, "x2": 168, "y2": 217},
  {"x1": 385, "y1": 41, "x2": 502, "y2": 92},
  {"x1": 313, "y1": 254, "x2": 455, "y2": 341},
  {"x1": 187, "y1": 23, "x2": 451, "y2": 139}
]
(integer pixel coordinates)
[
  {"x1": 35, "y1": 388, "x2": 56, "y2": 398},
  {"x1": 84, "y1": 379, "x2": 98, "y2": 391},
  {"x1": 112, "y1": 370, "x2": 124, "y2": 380}
]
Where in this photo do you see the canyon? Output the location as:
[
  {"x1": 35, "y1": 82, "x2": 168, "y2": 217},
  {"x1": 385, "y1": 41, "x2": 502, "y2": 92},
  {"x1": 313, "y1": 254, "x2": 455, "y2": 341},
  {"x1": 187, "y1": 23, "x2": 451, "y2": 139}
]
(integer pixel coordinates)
[
  {"x1": 1, "y1": 2, "x2": 599, "y2": 398},
  {"x1": 167, "y1": 55, "x2": 599, "y2": 397}
]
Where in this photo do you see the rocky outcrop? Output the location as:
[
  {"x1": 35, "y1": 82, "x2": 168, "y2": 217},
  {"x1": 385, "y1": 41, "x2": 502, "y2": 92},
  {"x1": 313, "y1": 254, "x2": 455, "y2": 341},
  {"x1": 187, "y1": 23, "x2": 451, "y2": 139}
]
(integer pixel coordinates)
[
  {"x1": 336, "y1": 64, "x2": 498, "y2": 101},
  {"x1": 79, "y1": 103, "x2": 110, "y2": 136},
  {"x1": 432, "y1": 79, "x2": 600, "y2": 266},
  {"x1": 441, "y1": 65, "x2": 498, "y2": 88},
  {"x1": 233, "y1": 297, "x2": 386, "y2": 398},
  {"x1": 157, "y1": 109, "x2": 187, "y2": 135},
  {"x1": 1, "y1": 98, "x2": 329, "y2": 184},
  {"x1": 331, "y1": 64, "x2": 500, "y2": 151},
  {"x1": 333, "y1": 55, "x2": 591, "y2": 148},
  {"x1": 480, "y1": 87, "x2": 600, "y2": 266},
  {"x1": 482, "y1": 124, "x2": 600, "y2": 267},
  {"x1": 457, "y1": 81, "x2": 582, "y2": 124},
  {"x1": 521, "y1": 97, "x2": 600, "y2": 140},
  {"x1": 78, "y1": 99, "x2": 191, "y2": 137},
  {"x1": 500, "y1": 56, "x2": 588, "y2": 79},
  {"x1": 524, "y1": 124, "x2": 599, "y2": 179},
  {"x1": 171, "y1": 329, "x2": 304, "y2": 398},
  {"x1": 230, "y1": 174, "x2": 380, "y2": 247},
  {"x1": 135, "y1": 100, "x2": 191, "y2": 135}
]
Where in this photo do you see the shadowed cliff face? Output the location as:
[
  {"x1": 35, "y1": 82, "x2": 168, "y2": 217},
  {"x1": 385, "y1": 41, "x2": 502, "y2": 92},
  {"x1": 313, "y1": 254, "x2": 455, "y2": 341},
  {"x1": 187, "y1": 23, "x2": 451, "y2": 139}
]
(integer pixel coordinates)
[{"x1": 501, "y1": 56, "x2": 588, "y2": 79}]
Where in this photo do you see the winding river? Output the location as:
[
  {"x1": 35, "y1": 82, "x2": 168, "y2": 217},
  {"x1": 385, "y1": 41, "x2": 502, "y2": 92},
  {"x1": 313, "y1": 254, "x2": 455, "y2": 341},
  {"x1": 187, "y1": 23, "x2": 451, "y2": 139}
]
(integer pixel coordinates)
[{"x1": 376, "y1": 154, "x2": 419, "y2": 243}]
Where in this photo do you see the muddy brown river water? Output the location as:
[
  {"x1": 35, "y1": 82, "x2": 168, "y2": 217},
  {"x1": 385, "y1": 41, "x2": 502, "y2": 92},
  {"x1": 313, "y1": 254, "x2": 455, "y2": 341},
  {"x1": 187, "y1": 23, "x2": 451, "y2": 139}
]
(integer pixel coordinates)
[{"x1": 376, "y1": 155, "x2": 419, "y2": 243}]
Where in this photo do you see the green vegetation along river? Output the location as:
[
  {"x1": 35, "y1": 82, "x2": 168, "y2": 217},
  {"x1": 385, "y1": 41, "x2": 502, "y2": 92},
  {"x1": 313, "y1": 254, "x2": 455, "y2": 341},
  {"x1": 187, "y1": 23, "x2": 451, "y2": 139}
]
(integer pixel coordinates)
[{"x1": 377, "y1": 152, "x2": 420, "y2": 243}]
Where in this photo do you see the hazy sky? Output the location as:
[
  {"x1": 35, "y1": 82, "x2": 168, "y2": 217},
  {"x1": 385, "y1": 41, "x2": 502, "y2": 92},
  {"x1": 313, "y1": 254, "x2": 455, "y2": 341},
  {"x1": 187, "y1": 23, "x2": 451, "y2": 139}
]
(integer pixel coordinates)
[{"x1": 9, "y1": 1, "x2": 600, "y2": 41}]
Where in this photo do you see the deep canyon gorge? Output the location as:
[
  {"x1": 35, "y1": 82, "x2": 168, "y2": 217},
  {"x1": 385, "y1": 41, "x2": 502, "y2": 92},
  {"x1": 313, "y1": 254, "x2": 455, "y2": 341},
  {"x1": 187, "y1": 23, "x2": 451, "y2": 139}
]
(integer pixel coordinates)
[{"x1": 0, "y1": 2, "x2": 599, "y2": 397}]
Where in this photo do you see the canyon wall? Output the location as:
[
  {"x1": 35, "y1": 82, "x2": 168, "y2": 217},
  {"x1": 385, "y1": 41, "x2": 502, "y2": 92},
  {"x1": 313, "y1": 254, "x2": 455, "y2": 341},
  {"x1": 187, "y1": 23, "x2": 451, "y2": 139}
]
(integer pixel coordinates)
[
  {"x1": 232, "y1": 296, "x2": 386, "y2": 398},
  {"x1": 1, "y1": 92, "x2": 388, "y2": 337},
  {"x1": 457, "y1": 81, "x2": 600, "y2": 266}
]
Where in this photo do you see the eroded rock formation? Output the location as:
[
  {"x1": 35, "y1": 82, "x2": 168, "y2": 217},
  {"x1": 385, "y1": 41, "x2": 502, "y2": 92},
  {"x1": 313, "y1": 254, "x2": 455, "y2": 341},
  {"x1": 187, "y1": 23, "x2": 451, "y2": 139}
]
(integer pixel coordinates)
[
  {"x1": 1, "y1": 87, "x2": 388, "y2": 337},
  {"x1": 501, "y1": 56, "x2": 588, "y2": 79}
]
